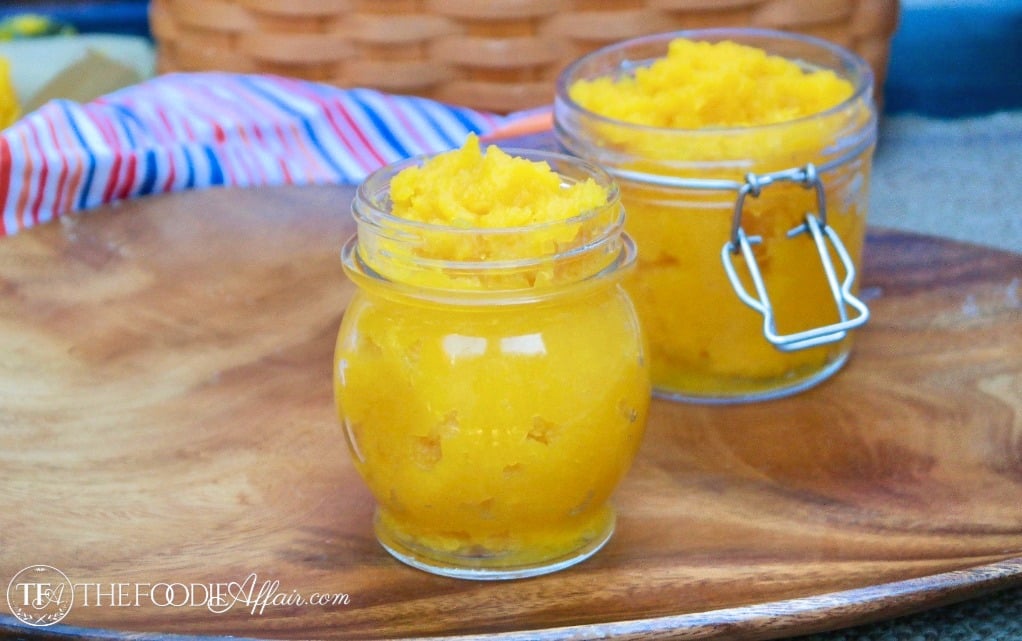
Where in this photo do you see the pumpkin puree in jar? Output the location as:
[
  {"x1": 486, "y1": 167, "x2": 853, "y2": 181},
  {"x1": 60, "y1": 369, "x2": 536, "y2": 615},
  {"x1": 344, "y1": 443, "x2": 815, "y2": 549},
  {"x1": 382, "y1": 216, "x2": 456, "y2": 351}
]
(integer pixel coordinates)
[
  {"x1": 567, "y1": 38, "x2": 870, "y2": 396},
  {"x1": 569, "y1": 39, "x2": 853, "y2": 129},
  {"x1": 334, "y1": 136, "x2": 649, "y2": 571}
]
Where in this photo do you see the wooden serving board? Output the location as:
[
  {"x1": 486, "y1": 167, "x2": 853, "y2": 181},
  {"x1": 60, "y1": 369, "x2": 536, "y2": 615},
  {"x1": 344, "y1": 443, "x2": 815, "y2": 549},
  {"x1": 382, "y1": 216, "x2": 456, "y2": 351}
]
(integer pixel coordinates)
[{"x1": 1, "y1": 181, "x2": 1020, "y2": 641}]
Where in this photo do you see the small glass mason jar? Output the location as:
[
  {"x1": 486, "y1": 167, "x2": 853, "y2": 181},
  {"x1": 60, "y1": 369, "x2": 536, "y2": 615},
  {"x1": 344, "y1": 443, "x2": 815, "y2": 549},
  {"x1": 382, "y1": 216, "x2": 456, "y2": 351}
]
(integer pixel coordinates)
[
  {"x1": 333, "y1": 149, "x2": 650, "y2": 580},
  {"x1": 555, "y1": 29, "x2": 877, "y2": 403}
]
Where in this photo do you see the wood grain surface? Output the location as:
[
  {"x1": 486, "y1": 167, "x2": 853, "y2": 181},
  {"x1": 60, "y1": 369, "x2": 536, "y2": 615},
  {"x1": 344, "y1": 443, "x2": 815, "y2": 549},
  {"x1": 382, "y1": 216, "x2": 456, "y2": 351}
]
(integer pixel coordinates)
[{"x1": 0, "y1": 181, "x2": 1020, "y2": 641}]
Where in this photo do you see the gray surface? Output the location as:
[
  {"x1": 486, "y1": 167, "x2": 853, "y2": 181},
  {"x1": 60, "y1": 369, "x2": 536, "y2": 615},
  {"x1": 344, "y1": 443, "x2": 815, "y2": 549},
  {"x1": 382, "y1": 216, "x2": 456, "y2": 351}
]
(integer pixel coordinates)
[
  {"x1": 796, "y1": 584, "x2": 1022, "y2": 641},
  {"x1": 870, "y1": 110, "x2": 1022, "y2": 253}
]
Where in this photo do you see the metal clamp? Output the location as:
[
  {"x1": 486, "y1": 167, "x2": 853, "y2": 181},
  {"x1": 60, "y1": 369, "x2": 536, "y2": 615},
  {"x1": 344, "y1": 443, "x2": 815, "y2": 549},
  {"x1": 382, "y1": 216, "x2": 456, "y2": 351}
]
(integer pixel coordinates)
[{"x1": 721, "y1": 164, "x2": 869, "y2": 352}]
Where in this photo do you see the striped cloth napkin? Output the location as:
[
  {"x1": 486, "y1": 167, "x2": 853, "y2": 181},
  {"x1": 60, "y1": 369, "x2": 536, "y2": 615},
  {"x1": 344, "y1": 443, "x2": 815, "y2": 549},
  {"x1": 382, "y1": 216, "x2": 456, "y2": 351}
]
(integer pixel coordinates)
[{"x1": 0, "y1": 72, "x2": 550, "y2": 238}]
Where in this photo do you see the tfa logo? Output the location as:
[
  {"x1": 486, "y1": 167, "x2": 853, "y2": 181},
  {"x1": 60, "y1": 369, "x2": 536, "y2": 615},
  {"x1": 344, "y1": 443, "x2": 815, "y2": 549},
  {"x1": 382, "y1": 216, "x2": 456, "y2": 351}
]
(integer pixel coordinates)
[{"x1": 6, "y1": 565, "x2": 74, "y2": 627}]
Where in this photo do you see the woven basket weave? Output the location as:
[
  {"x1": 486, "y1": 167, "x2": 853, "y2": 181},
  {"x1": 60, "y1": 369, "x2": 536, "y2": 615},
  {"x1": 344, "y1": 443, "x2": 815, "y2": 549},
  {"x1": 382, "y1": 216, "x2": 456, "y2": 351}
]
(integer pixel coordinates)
[{"x1": 150, "y1": 0, "x2": 900, "y2": 114}]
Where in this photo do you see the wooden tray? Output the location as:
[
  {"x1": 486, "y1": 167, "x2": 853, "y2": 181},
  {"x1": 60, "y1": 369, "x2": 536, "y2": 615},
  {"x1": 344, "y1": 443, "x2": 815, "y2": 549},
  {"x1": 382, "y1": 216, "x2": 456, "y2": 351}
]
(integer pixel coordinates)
[{"x1": 1, "y1": 180, "x2": 1020, "y2": 640}]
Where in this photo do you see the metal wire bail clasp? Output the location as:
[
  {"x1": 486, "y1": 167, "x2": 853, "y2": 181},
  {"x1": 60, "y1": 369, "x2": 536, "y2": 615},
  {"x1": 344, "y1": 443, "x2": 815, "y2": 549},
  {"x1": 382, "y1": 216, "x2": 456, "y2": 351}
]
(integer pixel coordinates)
[{"x1": 721, "y1": 164, "x2": 870, "y2": 352}]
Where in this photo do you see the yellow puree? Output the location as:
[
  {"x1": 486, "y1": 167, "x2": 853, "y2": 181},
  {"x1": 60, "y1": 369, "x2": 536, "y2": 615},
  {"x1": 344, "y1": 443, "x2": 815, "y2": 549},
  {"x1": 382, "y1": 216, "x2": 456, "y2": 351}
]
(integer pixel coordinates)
[
  {"x1": 335, "y1": 137, "x2": 649, "y2": 568},
  {"x1": 0, "y1": 56, "x2": 19, "y2": 129},
  {"x1": 372, "y1": 135, "x2": 612, "y2": 290},
  {"x1": 570, "y1": 39, "x2": 852, "y2": 129},
  {"x1": 569, "y1": 39, "x2": 868, "y2": 395},
  {"x1": 390, "y1": 135, "x2": 607, "y2": 235}
]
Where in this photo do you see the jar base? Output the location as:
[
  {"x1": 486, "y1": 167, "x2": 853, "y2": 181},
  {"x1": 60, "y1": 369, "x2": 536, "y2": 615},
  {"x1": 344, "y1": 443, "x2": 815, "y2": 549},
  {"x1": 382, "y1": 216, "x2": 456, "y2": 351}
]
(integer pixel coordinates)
[
  {"x1": 653, "y1": 350, "x2": 850, "y2": 405},
  {"x1": 374, "y1": 509, "x2": 616, "y2": 581}
]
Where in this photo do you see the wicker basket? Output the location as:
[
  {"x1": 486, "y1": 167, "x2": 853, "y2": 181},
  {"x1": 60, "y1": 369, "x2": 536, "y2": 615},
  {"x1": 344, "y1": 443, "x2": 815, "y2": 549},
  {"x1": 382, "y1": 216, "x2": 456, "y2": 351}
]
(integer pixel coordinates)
[{"x1": 150, "y1": 0, "x2": 899, "y2": 114}]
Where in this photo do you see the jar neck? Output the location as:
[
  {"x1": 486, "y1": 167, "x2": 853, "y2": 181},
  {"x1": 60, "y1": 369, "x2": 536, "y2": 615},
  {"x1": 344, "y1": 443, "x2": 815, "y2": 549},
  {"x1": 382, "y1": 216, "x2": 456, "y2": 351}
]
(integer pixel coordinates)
[
  {"x1": 342, "y1": 233, "x2": 637, "y2": 307},
  {"x1": 346, "y1": 149, "x2": 634, "y2": 304}
]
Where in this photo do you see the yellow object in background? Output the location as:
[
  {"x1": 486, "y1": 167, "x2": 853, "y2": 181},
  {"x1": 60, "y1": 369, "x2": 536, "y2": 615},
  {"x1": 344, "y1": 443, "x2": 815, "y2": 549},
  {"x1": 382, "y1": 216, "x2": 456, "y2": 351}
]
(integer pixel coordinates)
[
  {"x1": 0, "y1": 56, "x2": 19, "y2": 129},
  {"x1": 0, "y1": 14, "x2": 75, "y2": 40},
  {"x1": 0, "y1": 13, "x2": 76, "y2": 129}
]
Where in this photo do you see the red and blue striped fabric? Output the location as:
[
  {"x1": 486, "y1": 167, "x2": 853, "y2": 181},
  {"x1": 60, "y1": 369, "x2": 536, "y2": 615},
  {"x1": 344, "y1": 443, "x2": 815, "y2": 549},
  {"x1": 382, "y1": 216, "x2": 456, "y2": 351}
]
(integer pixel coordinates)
[{"x1": 0, "y1": 72, "x2": 513, "y2": 237}]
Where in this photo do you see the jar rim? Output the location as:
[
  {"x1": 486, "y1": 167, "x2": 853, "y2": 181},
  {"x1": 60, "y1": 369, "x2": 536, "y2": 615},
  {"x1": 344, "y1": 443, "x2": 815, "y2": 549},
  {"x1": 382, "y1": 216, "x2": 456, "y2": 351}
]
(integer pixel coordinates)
[
  {"x1": 341, "y1": 232, "x2": 638, "y2": 306},
  {"x1": 352, "y1": 147, "x2": 621, "y2": 237},
  {"x1": 554, "y1": 27, "x2": 875, "y2": 136}
]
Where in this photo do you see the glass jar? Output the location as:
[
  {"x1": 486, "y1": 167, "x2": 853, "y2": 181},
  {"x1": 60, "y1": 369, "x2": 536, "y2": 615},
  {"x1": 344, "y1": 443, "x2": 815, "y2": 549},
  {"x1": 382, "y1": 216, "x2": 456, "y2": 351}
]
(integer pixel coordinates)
[
  {"x1": 333, "y1": 149, "x2": 650, "y2": 580},
  {"x1": 555, "y1": 29, "x2": 876, "y2": 403}
]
